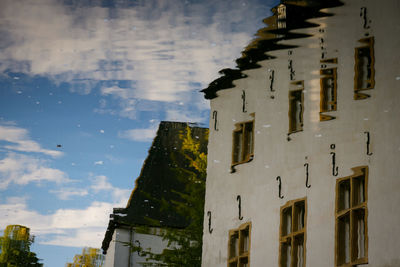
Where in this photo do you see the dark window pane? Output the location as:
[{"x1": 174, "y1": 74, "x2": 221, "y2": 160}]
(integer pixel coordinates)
[
  {"x1": 280, "y1": 239, "x2": 292, "y2": 267},
  {"x1": 289, "y1": 90, "x2": 303, "y2": 133},
  {"x1": 239, "y1": 256, "x2": 248, "y2": 267},
  {"x1": 229, "y1": 232, "x2": 239, "y2": 259},
  {"x1": 240, "y1": 226, "x2": 250, "y2": 254},
  {"x1": 338, "y1": 180, "x2": 350, "y2": 211},
  {"x1": 355, "y1": 46, "x2": 373, "y2": 90},
  {"x1": 320, "y1": 68, "x2": 337, "y2": 113},
  {"x1": 282, "y1": 207, "x2": 292, "y2": 236},
  {"x1": 294, "y1": 201, "x2": 305, "y2": 232},
  {"x1": 337, "y1": 214, "x2": 350, "y2": 265},
  {"x1": 233, "y1": 130, "x2": 243, "y2": 163},
  {"x1": 293, "y1": 234, "x2": 304, "y2": 267},
  {"x1": 352, "y1": 175, "x2": 366, "y2": 206},
  {"x1": 243, "y1": 122, "x2": 254, "y2": 159},
  {"x1": 352, "y1": 209, "x2": 366, "y2": 261}
]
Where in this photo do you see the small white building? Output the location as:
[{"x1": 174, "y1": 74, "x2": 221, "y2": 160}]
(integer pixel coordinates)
[
  {"x1": 201, "y1": 0, "x2": 400, "y2": 266},
  {"x1": 103, "y1": 223, "x2": 169, "y2": 267},
  {"x1": 101, "y1": 121, "x2": 208, "y2": 267}
]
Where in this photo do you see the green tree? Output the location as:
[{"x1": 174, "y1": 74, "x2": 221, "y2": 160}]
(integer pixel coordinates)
[
  {"x1": 65, "y1": 247, "x2": 104, "y2": 267},
  {"x1": 135, "y1": 126, "x2": 208, "y2": 266},
  {"x1": 0, "y1": 225, "x2": 42, "y2": 267}
]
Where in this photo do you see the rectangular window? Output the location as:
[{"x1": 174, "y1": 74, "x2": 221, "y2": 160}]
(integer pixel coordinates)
[
  {"x1": 335, "y1": 166, "x2": 368, "y2": 267},
  {"x1": 320, "y1": 66, "x2": 337, "y2": 121},
  {"x1": 232, "y1": 121, "x2": 254, "y2": 165},
  {"x1": 228, "y1": 222, "x2": 251, "y2": 267},
  {"x1": 279, "y1": 198, "x2": 306, "y2": 267},
  {"x1": 354, "y1": 37, "x2": 375, "y2": 100},
  {"x1": 288, "y1": 81, "x2": 304, "y2": 134},
  {"x1": 277, "y1": 4, "x2": 287, "y2": 29}
]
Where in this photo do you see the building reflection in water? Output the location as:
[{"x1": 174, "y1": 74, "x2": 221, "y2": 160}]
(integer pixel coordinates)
[{"x1": 201, "y1": 1, "x2": 400, "y2": 267}]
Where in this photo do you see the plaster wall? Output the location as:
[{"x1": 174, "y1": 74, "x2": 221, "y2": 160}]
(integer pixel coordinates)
[
  {"x1": 201, "y1": 0, "x2": 400, "y2": 266},
  {"x1": 104, "y1": 229, "x2": 130, "y2": 267},
  {"x1": 131, "y1": 229, "x2": 171, "y2": 266},
  {"x1": 104, "y1": 230, "x2": 116, "y2": 267},
  {"x1": 104, "y1": 227, "x2": 170, "y2": 267}
]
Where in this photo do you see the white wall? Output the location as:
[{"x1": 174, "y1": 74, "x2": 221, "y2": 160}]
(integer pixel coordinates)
[
  {"x1": 104, "y1": 227, "x2": 171, "y2": 267},
  {"x1": 104, "y1": 228, "x2": 131, "y2": 267},
  {"x1": 131, "y1": 229, "x2": 171, "y2": 266},
  {"x1": 202, "y1": 0, "x2": 400, "y2": 266}
]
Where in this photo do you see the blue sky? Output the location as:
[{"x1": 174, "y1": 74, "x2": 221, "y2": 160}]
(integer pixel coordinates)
[{"x1": 0, "y1": 0, "x2": 277, "y2": 265}]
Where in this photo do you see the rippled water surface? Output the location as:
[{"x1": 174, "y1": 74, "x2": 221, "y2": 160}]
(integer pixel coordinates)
[
  {"x1": 0, "y1": 0, "x2": 278, "y2": 265},
  {"x1": 0, "y1": 0, "x2": 398, "y2": 266}
]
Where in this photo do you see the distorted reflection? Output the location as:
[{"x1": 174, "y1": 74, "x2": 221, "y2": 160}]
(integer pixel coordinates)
[
  {"x1": 1, "y1": 0, "x2": 399, "y2": 266},
  {"x1": 0, "y1": 0, "x2": 275, "y2": 266}
]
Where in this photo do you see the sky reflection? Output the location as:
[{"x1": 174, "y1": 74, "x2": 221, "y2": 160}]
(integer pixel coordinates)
[
  {"x1": 1, "y1": 0, "x2": 272, "y2": 121},
  {"x1": 0, "y1": 0, "x2": 276, "y2": 265}
]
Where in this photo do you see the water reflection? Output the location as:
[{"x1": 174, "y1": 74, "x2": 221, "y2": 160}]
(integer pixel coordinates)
[
  {"x1": 0, "y1": 0, "x2": 272, "y2": 120},
  {"x1": 1, "y1": 0, "x2": 399, "y2": 265},
  {"x1": 202, "y1": 0, "x2": 344, "y2": 99},
  {"x1": 202, "y1": 1, "x2": 399, "y2": 267},
  {"x1": 0, "y1": 0, "x2": 277, "y2": 266}
]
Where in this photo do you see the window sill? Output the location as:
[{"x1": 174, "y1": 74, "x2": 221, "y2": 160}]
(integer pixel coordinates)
[
  {"x1": 288, "y1": 128, "x2": 303, "y2": 135},
  {"x1": 231, "y1": 155, "x2": 254, "y2": 173},
  {"x1": 337, "y1": 257, "x2": 368, "y2": 267}
]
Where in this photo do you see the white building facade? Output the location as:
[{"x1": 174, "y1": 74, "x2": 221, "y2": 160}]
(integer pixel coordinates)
[
  {"x1": 103, "y1": 227, "x2": 168, "y2": 267},
  {"x1": 201, "y1": 0, "x2": 400, "y2": 266}
]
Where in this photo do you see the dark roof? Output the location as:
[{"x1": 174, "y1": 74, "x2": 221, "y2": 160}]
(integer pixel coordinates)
[
  {"x1": 201, "y1": 0, "x2": 344, "y2": 99},
  {"x1": 102, "y1": 121, "x2": 208, "y2": 254}
]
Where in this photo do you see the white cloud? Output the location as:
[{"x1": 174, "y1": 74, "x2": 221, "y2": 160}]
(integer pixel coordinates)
[
  {"x1": 0, "y1": 198, "x2": 110, "y2": 247},
  {"x1": 91, "y1": 175, "x2": 131, "y2": 203},
  {"x1": 0, "y1": 185, "x2": 130, "y2": 247},
  {"x1": 50, "y1": 188, "x2": 89, "y2": 200},
  {"x1": 50, "y1": 201, "x2": 116, "y2": 229},
  {"x1": 0, "y1": 197, "x2": 52, "y2": 232},
  {"x1": 118, "y1": 127, "x2": 158, "y2": 142},
  {"x1": 0, "y1": 125, "x2": 63, "y2": 157},
  {"x1": 47, "y1": 174, "x2": 130, "y2": 202},
  {"x1": 0, "y1": 153, "x2": 70, "y2": 190},
  {"x1": 40, "y1": 228, "x2": 107, "y2": 248},
  {"x1": 101, "y1": 86, "x2": 134, "y2": 100},
  {"x1": 96, "y1": 87, "x2": 140, "y2": 119},
  {"x1": 165, "y1": 109, "x2": 205, "y2": 124},
  {"x1": 91, "y1": 175, "x2": 113, "y2": 192},
  {"x1": 94, "y1": 160, "x2": 104, "y2": 165},
  {"x1": 110, "y1": 188, "x2": 131, "y2": 204},
  {"x1": 0, "y1": 0, "x2": 271, "y2": 120}
]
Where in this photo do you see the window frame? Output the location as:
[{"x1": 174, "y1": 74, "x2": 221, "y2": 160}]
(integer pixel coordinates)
[
  {"x1": 227, "y1": 222, "x2": 252, "y2": 267},
  {"x1": 354, "y1": 37, "x2": 375, "y2": 100},
  {"x1": 277, "y1": 4, "x2": 287, "y2": 29},
  {"x1": 231, "y1": 119, "x2": 255, "y2": 167},
  {"x1": 319, "y1": 65, "x2": 338, "y2": 121},
  {"x1": 335, "y1": 166, "x2": 369, "y2": 267},
  {"x1": 288, "y1": 81, "x2": 304, "y2": 134},
  {"x1": 279, "y1": 197, "x2": 307, "y2": 267}
]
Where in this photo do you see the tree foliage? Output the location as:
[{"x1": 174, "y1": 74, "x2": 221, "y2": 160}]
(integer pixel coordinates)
[
  {"x1": 65, "y1": 247, "x2": 104, "y2": 267},
  {"x1": 0, "y1": 225, "x2": 42, "y2": 267},
  {"x1": 135, "y1": 125, "x2": 208, "y2": 266}
]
